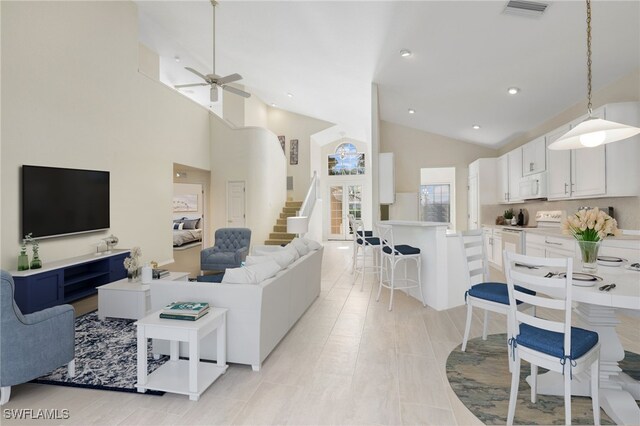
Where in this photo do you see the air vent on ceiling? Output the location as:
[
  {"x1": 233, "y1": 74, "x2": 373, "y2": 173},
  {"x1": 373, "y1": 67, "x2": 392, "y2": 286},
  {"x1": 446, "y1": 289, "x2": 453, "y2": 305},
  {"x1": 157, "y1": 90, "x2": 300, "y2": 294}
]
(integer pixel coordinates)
[{"x1": 503, "y1": 0, "x2": 549, "y2": 18}]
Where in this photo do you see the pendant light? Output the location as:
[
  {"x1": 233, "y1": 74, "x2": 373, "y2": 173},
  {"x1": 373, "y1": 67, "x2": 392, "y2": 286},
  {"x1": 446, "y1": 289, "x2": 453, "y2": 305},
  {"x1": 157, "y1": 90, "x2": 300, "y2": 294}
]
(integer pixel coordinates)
[{"x1": 548, "y1": 0, "x2": 640, "y2": 150}]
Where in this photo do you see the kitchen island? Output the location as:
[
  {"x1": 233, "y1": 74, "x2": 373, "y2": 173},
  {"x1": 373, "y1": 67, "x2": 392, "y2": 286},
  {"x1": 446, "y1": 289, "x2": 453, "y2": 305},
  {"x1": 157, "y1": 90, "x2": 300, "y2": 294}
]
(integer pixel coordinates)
[{"x1": 381, "y1": 221, "x2": 464, "y2": 310}]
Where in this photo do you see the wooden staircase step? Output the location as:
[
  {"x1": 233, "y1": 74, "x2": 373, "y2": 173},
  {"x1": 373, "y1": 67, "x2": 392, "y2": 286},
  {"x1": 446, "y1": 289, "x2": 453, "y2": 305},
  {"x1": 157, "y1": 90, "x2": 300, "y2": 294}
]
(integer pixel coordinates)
[
  {"x1": 280, "y1": 212, "x2": 296, "y2": 219},
  {"x1": 273, "y1": 225, "x2": 287, "y2": 232},
  {"x1": 264, "y1": 239, "x2": 291, "y2": 246},
  {"x1": 269, "y1": 232, "x2": 295, "y2": 240},
  {"x1": 286, "y1": 201, "x2": 303, "y2": 208},
  {"x1": 283, "y1": 207, "x2": 299, "y2": 214}
]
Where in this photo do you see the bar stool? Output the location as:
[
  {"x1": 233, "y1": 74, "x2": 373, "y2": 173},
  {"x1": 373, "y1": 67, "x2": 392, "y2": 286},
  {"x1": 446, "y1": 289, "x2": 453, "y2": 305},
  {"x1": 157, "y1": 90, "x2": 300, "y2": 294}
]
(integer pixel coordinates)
[
  {"x1": 352, "y1": 219, "x2": 381, "y2": 291},
  {"x1": 376, "y1": 223, "x2": 425, "y2": 311},
  {"x1": 348, "y1": 214, "x2": 373, "y2": 274}
]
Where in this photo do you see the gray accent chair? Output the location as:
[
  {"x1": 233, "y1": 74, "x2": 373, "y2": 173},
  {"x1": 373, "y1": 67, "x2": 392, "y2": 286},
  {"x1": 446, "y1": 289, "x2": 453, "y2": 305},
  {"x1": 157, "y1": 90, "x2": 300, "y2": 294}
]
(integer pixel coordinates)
[
  {"x1": 201, "y1": 228, "x2": 251, "y2": 272},
  {"x1": 0, "y1": 270, "x2": 75, "y2": 405}
]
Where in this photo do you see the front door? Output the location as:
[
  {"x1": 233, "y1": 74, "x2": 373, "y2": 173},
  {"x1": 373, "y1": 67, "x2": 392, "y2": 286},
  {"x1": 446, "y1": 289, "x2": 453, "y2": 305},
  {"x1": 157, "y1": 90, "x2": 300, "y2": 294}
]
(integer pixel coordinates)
[
  {"x1": 328, "y1": 184, "x2": 362, "y2": 240},
  {"x1": 227, "y1": 181, "x2": 246, "y2": 227}
]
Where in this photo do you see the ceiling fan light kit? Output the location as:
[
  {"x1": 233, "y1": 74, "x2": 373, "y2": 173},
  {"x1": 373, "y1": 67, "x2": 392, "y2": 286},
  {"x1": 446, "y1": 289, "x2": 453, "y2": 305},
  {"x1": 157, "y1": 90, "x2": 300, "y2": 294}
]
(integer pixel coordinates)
[
  {"x1": 174, "y1": 0, "x2": 250, "y2": 102},
  {"x1": 548, "y1": 0, "x2": 640, "y2": 150}
]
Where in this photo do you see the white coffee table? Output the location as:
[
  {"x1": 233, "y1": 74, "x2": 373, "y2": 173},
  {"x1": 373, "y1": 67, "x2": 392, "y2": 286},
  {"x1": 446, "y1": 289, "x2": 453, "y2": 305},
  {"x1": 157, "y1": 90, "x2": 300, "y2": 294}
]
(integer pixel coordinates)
[
  {"x1": 135, "y1": 308, "x2": 228, "y2": 401},
  {"x1": 97, "y1": 272, "x2": 189, "y2": 320}
]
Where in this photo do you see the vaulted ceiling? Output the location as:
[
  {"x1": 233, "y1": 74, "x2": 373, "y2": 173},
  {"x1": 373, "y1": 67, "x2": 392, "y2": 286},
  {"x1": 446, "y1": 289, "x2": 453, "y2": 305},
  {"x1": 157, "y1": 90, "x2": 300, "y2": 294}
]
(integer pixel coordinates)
[{"x1": 135, "y1": 1, "x2": 639, "y2": 147}]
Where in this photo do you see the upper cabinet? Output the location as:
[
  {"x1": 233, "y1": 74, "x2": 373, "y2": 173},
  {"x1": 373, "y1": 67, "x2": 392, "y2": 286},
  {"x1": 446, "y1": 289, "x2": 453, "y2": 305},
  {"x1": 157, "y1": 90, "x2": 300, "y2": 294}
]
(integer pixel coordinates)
[
  {"x1": 546, "y1": 102, "x2": 639, "y2": 200},
  {"x1": 496, "y1": 148, "x2": 522, "y2": 204},
  {"x1": 522, "y1": 136, "x2": 546, "y2": 176}
]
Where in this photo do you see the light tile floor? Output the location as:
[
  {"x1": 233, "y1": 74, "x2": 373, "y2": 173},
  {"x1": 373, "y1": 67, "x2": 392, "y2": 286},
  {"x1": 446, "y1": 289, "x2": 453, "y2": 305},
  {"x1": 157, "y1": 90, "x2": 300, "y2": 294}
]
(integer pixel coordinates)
[{"x1": 4, "y1": 241, "x2": 639, "y2": 425}]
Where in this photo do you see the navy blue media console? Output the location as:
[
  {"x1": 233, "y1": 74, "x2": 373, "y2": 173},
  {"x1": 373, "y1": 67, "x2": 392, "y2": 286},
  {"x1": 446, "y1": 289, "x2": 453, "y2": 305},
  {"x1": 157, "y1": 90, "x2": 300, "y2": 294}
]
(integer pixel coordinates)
[{"x1": 10, "y1": 249, "x2": 130, "y2": 314}]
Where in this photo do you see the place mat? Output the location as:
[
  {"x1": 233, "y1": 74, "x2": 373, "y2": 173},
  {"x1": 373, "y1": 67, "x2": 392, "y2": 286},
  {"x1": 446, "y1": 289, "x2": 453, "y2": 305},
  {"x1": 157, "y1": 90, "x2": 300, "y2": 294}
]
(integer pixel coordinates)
[{"x1": 446, "y1": 333, "x2": 640, "y2": 425}]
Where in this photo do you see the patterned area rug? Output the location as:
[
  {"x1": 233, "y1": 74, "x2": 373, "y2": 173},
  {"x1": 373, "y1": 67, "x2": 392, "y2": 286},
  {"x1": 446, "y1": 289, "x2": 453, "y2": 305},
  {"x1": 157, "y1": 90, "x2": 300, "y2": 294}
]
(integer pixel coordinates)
[
  {"x1": 33, "y1": 312, "x2": 168, "y2": 395},
  {"x1": 446, "y1": 333, "x2": 640, "y2": 425}
]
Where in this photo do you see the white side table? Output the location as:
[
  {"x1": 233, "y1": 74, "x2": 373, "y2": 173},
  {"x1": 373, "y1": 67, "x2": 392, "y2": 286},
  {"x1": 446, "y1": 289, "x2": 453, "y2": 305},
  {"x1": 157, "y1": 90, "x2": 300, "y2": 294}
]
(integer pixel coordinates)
[
  {"x1": 97, "y1": 272, "x2": 189, "y2": 320},
  {"x1": 135, "y1": 308, "x2": 228, "y2": 401}
]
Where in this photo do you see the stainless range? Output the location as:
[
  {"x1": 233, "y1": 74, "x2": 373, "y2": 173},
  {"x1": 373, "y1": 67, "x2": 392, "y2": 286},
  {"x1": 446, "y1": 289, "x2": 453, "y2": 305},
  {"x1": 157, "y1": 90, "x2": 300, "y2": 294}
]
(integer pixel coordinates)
[{"x1": 501, "y1": 210, "x2": 566, "y2": 258}]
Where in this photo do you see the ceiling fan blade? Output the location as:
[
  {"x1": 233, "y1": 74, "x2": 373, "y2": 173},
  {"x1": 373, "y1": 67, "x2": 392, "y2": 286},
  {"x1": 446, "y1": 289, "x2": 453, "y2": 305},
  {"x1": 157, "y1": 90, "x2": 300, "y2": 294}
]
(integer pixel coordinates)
[
  {"x1": 185, "y1": 67, "x2": 209, "y2": 82},
  {"x1": 210, "y1": 86, "x2": 219, "y2": 102},
  {"x1": 216, "y1": 73, "x2": 242, "y2": 85},
  {"x1": 174, "y1": 83, "x2": 209, "y2": 88},
  {"x1": 222, "y1": 85, "x2": 251, "y2": 98}
]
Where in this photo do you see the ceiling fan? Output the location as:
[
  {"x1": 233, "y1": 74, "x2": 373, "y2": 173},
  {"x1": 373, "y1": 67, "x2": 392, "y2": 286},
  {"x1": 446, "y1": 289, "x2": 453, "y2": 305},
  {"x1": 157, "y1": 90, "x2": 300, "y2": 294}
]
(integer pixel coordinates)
[{"x1": 175, "y1": 0, "x2": 250, "y2": 102}]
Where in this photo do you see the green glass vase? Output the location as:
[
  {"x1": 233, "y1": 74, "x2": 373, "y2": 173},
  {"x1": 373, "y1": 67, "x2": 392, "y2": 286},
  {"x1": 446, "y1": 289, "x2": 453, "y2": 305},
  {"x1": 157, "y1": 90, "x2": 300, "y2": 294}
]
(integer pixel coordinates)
[
  {"x1": 18, "y1": 249, "x2": 30, "y2": 271},
  {"x1": 30, "y1": 249, "x2": 42, "y2": 269},
  {"x1": 578, "y1": 240, "x2": 600, "y2": 272}
]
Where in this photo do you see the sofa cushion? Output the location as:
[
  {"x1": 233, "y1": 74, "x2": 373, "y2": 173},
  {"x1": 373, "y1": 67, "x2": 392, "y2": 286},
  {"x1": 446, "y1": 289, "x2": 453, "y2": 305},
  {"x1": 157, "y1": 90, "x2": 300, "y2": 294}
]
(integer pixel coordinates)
[
  {"x1": 222, "y1": 260, "x2": 281, "y2": 284},
  {"x1": 291, "y1": 238, "x2": 310, "y2": 256},
  {"x1": 246, "y1": 250, "x2": 296, "y2": 269}
]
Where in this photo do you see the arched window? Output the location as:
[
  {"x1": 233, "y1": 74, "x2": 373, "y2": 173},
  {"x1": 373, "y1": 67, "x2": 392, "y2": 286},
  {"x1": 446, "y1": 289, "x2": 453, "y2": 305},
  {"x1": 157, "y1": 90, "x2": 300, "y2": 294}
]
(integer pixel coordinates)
[{"x1": 328, "y1": 143, "x2": 365, "y2": 176}]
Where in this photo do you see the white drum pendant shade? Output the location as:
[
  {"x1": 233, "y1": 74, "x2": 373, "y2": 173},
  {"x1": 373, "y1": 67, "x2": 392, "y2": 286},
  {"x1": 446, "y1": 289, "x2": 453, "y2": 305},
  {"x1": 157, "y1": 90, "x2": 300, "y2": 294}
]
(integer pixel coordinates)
[{"x1": 548, "y1": 117, "x2": 640, "y2": 150}]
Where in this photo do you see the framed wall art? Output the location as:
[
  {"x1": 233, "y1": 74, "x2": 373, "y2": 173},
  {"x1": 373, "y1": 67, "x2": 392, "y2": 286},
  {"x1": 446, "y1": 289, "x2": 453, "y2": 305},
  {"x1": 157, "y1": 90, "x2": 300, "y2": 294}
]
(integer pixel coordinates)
[{"x1": 290, "y1": 139, "x2": 298, "y2": 165}]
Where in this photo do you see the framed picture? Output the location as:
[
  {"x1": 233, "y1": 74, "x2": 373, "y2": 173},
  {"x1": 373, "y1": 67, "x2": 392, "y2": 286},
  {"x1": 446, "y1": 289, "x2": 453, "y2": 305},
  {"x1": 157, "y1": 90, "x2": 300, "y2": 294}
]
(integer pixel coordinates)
[
  {"x1": 278, "y1": 135, "x2": 286, "y2": 154},
  {"x1": 173, "y1": 194, "x2": 198, "y2": 212},
  {"x1": 290, "y1": 139, "x2": 298, "y2": 165}
]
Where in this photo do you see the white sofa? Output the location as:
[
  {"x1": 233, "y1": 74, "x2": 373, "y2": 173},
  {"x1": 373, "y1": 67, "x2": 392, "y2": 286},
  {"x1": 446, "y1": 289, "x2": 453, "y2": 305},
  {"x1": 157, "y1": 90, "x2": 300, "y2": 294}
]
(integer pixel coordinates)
[{"x1": 150, "y1": 245, "x2": 323, "y2": 371}]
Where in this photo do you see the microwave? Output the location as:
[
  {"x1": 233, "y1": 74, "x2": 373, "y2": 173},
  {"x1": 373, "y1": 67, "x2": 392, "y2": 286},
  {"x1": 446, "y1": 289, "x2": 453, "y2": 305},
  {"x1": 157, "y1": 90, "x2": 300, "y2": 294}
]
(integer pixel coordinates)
[{"x1": 519, "y1": 172, "x2": 547, "y2": 200}]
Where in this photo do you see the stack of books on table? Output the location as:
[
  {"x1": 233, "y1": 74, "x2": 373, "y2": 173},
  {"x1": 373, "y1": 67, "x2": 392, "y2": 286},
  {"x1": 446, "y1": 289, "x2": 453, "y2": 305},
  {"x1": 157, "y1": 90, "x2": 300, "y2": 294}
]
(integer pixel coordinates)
[
  {"x1": 159, "y1": 301, "x2": 210, "y2": 321},
  {"x1": 152, "y1": 268, "x2": 170, "y2": 279}
]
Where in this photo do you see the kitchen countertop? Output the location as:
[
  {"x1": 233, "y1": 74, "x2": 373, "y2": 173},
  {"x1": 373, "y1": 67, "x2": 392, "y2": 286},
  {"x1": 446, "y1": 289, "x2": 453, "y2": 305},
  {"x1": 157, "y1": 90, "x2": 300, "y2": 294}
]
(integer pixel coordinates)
[{"x1": 481, "y1": 224, "x2": 640, "y2": 243}]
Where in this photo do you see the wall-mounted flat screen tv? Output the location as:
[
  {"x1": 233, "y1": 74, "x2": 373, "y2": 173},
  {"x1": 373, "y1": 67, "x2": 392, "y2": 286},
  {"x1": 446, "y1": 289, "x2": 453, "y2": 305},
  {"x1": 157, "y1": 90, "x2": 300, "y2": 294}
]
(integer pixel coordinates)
[{"x1": 22, "y1": 165, "x2": 110, "y2": 239}]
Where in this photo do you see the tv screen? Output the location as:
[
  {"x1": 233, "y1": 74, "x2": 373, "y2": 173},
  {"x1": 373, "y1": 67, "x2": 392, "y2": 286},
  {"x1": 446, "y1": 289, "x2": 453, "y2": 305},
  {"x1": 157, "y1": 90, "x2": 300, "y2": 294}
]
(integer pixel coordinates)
[{"x1": 22, "y1": 165, "x2": 110, "y2": 239}]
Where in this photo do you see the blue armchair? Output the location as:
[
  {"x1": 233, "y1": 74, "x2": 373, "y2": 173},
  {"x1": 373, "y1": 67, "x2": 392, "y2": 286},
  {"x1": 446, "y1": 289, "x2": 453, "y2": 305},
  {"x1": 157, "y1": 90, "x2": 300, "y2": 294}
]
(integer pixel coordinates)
[
  {"x1": 201, "y1": 228, "x2": 251, "y2": 272},
  {"x1": 1, "y1": 270, "x2": 75, "y2": 405}
]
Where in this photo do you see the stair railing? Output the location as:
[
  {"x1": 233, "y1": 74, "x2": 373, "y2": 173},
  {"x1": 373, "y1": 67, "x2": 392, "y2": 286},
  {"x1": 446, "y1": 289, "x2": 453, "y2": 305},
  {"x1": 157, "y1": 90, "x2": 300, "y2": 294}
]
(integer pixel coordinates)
[{"x1": 298, "y1": 171, "x2": 318, "y2": 218}]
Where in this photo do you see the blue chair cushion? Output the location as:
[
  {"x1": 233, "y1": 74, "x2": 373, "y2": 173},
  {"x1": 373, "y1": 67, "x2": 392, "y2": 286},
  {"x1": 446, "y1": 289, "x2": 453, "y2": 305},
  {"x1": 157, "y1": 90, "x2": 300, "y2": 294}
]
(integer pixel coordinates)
[
  {"x1": 467, "y1": 282, "x2": 535, "y2": 305},
  {"x1": 516, "y1": 323, "x2": 599, "y2": 360},
  {"x1": 382, "y1": 244, "x2": 420, "y2": 255},
  {"x1": 357, "y1": 237, "x2": 381, "y2": 246},
  {"x1": 197, "y1": 273, "x2": 224, "y2": 283},
  {"x1": 356, "y1": 230, "x2": 373, "y2": 237}
]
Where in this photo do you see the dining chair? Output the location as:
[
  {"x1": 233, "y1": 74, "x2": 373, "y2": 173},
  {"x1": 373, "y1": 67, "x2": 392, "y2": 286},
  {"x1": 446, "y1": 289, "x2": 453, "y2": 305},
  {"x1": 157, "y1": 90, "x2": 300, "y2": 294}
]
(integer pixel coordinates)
[
  {"x1": 352, "y1": 218, "x2": 381, "y2": 290},
  {"x1": 460, "y1": 230, "x2": 534, "y2": 352},
  {"x1": 503, "y1": 252, "x2": 600, "y2": 426},
  {"x1": 376, "y1": 223, "x2": 424, "y2": 311}
]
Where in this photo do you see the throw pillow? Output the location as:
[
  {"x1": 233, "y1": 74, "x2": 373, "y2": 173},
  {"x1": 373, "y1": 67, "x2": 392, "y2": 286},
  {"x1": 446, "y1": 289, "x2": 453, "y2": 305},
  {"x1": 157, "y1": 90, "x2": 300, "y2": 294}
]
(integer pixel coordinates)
[
  {"x1": 301, "y1": 238, "x2": 322, "y2": 251},
  {"x1": 245, "y1": 255, "x2": 271, "y2": 266},
  {"x1": 222, "y1": 260, "x2": 281, "y2": 284},
  {"x1": 290, "y1": 238, "x2": 309, "y2": 256},
  {"x1": 173, "y1": 222, "x2": 184, "y2": 230},
  {"x1": 182, "y1": 218, "x2": 200, "y2": 230}
]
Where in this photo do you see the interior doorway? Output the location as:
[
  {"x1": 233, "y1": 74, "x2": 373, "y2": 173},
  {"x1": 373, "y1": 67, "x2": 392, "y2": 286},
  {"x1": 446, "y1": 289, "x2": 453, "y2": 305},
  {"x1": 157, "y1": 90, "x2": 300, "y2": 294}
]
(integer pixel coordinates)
[
  {"x1": 227, "y1": 181, "x2": 246, "y2": 227},
  {"x1": 328, "y1": 184, "x2": 362, "y2": 240}
]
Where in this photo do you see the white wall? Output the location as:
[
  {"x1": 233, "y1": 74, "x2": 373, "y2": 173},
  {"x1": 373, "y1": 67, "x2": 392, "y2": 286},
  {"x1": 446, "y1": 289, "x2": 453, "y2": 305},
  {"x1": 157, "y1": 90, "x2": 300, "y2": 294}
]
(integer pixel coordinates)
[
  {"x1": 380, "y1": 121, "x2": 497, "y2": 232},
  {"x1": 267, "y1": 108, "x2": 334, "y2": 201},
  {"x1": 244, "y1": 94, "x2": 268, "y2": 129},
  {"x1": 209, "y1": 115, "x2": 287, "y2": 247},
  {"x1": 1, "y1": 1, "x2": 211, "y2": 269}
]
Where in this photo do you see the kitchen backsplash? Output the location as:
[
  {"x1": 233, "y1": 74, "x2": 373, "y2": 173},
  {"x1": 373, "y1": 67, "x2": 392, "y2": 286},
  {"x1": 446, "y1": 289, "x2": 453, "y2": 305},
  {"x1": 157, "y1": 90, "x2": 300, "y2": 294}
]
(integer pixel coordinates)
[{"x1": 481, "y1": 196, "x2": 640, "y2": 230}]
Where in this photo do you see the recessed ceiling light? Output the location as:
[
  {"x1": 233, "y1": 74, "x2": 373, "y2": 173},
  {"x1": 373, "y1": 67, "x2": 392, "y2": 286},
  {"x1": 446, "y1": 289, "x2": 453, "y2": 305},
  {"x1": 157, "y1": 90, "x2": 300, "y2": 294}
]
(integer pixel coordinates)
[
  {"x1": 408, "y1": 108, "x2": 415, "y2": 114},
  {"x1": 472, "y1": 125, "x2": 481, "y2": 130},
  {"x1": 287, "y1": 93, "x2": 293, "y2": 98},
  {"x1": 507, "y1": 87, "x2": 520, "y2": 95},
  {"x1": 400, "y1": 49, "x2": 412, "y2": 57},
  {"x1": 271, "y1": 103, "x2": 277, "y2": 107},
  {"x1": 174, "y1": 56, "x2": 181, "y2": 63}
]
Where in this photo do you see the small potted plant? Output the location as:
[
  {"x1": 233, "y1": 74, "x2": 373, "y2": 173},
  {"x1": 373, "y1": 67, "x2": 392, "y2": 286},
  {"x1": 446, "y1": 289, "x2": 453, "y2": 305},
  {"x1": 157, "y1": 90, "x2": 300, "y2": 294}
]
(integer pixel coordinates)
[
  {"x1": 23, "y1": 233, "x2": 42, "y2": 269},
  {"x1": 123, "y1": 246, "x2": 142, "y2": 281},
  {"x1": 503, "y1": 208, "x2": 515, "y2": 225}
]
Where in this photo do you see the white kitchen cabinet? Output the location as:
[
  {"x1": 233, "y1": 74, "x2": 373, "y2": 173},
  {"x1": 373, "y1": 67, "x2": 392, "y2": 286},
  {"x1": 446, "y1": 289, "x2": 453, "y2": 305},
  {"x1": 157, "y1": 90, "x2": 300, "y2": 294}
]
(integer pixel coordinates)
[
  {"x1": 546, "y1": 125, "x2": 572, "y2": 200},
  {"x1": 493, "y1": 230, "x2": 503, "y2": 270},
  {"x1": 497, "y1": 154, "x2": 509, "y2": 203},
  {"x1": 522, "y1": 136, "x2": 546, "y2": 176},
  {"x1": 546, "y1": 102, "x2": 640, "y2": 201},
  {"x1": 483, "y1": 228, "x2": 494, "y2": 264},
  {"x1": 525, "y1": 244, "x2": 545, "y2": 258},
  {"x1": 496, "y1": 149, "x2": 522, "y2": 204},
  {"x1": 508, "y1": 148, "x2": 523, "y2": 202},
  {"x1": 468, "y1": 158, "x2": 497, "y2": 230}
]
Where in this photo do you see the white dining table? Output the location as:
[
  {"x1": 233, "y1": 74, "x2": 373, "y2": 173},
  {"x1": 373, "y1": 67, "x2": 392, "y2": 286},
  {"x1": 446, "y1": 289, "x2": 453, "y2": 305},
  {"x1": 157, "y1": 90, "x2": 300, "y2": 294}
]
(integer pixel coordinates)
[{"x1": 522, "y1": 264, "x2": 640, "y2": 425}]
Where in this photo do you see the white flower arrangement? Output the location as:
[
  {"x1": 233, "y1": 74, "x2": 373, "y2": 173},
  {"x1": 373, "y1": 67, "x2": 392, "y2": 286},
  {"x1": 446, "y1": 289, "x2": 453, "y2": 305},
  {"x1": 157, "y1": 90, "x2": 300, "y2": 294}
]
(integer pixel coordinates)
[
  {"x1": 562, "y1": 208, "x2": 621, "y2": 242},
  {"x1": 123, "y1": 246, "x2": 142, "y2": 272}
]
